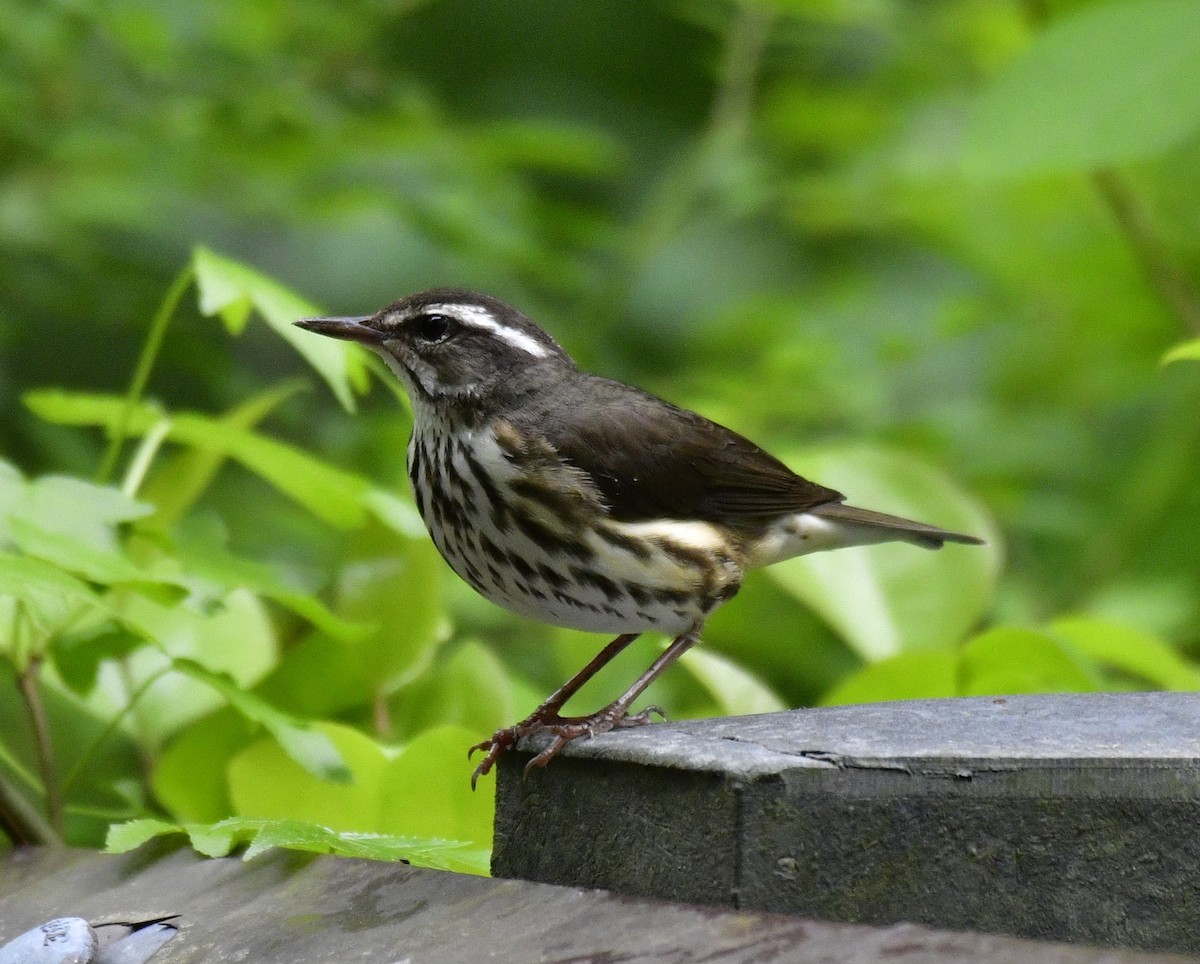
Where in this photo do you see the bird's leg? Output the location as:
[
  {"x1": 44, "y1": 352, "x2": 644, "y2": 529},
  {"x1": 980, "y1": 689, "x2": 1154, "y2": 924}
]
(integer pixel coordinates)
[
  {"x1": 521, "y1": 625, "x2": 702, "y2": 776},
  {"x1": 469, "y1": 633, "x2": 641, "y2": 788}
]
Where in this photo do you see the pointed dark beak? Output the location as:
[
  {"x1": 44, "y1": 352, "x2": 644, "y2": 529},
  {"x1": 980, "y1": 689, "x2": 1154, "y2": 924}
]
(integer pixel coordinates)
[{"x1": 294, "y1": 316, "x2": 383, "y2": 344}]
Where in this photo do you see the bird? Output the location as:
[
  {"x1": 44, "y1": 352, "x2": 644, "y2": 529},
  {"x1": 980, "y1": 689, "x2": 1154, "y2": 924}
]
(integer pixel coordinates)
[{"x1": 296, "y1": 290, "x2": 983, "y2": 787}]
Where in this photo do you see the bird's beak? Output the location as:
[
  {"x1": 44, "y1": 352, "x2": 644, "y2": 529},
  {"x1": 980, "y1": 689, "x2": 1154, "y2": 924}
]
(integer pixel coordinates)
[{"x1": 294, "y1": 316, "x2": 383, "y2": 344}]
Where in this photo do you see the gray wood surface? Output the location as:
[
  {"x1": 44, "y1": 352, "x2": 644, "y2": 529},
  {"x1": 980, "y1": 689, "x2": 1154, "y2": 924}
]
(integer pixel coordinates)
[
  {"x1": 492, "y1": 692, "x2": 1200, "y2": 954},
  {"x1": 0, "y1": 846, "x2": 1189, "y2": 963}
]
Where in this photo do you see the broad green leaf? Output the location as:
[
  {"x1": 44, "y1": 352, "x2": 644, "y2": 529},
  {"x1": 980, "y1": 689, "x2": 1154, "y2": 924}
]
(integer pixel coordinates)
[
  {"x1": 1162, "y1": 338, "x2": 1200, "y2": 366},
  {"x1": 187, "y1": 822, "x2": 242, "y2": 858},
  {"x1": 958, "y1": 626, "x2": 1102, "y2": 696},
  {"x1": 389, "y1": 640, "x2": 516, "y2": 740},
  {"x1": 338, "y1": 518, "x2": 450, "y2": 694},
  {"x1": 228, "y1": 722, "x2": 386, "y2": 828},
  {"x1": 379, "y1": 725, "x2": 494, "y2": 854},
  {"x1": 105, "y1": 817, "x2": 180, "y2": 853},
  {"x1": 167, "y1": 414, "x2": 370, "y2": 529},
  {"x1": 192, "y1": 246, "x2": 368, "y2": 412},
  {"x1": 111, "y1": 589, "x2": 279, "y2": 744},
  {"x1": 24, "y1": 390, "x2": 373, "y2": 529},
  {"x1": 1050, "y1": 617, "x2": 1200, "y2": 690},
  {"x1": 229, "y1": 724, "x2": 493, "y2": 869},
  {"x1": 52, "y1": 621, "x2": 143, "y2": 695},
  {"x1": 256, "y1": 634, "x2": 376, "y2": 719},
  {"x1": 106, "y1": 816, "x2": 487, "y2": 873},
  {"x1": 364, "y1": 488, "x2": 428, "y2": 540},
  {"x1": 2, "y1": 475, "x2": 160, "y2": 585},
  {"x1": 0, "y1": 551, "x2": 99, "y2": 607},
  {"x1": 174, "y1": 660, "x2": 350, "y2": 783},
  {"x1": 236, "y1": 820, "x2": 487, "y2": 871},
  {"x1": 153, "y1": 709, "x2": 253, "y2": 822},
  {"x1": 10, "y1": 517, "x2": 156, "y2": 586},
  {"x1": 22, "y1": 475, "x2": 153, "y2": 546},
  {"x1": 963, "y1": 0, "x2": 1200, "y2": 178},
  {"x1": 0, "y1": 552, "x2": 103, "y2": 648},
  {"x1": 23, "y1": 390, "x2": 161, "y2": 435},
  {"x1": 821, "y1": 650, "x2": 958, "y2": 706},
  {"x1": 172, "y1": 519, "x2": 369, "y2": 643},
  {"x1": 679, "y1": 646, "x2": 787, "y2": 716},
  {"x1": 767, "y1": 445, "x2": 999, "y2": 661},
  {"x1": 0, "y1": 459, "x2": 26, "y2": 537},
  {"x1": 138, "y1": 380, "x2": 311, "y2": 531}
]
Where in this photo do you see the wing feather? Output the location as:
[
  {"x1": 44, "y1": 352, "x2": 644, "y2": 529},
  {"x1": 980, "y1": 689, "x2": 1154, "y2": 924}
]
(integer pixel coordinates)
[{"x1": 511, "y1": 375, "x2": 842, "y2": 526}]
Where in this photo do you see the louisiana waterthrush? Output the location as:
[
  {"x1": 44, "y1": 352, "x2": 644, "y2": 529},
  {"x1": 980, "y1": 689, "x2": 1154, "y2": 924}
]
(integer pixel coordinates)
[{"x1": 297, "y1": 290, "x2": 983, "y2": 786}]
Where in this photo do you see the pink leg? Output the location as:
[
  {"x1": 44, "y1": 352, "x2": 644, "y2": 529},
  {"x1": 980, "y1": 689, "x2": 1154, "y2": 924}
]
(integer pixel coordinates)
[
  {"x1": 469, "y1": 626, "x2": 703, "y2": 788},
  {"x1": 469, "y1": 633, "x2": 641, "y2": 789}
]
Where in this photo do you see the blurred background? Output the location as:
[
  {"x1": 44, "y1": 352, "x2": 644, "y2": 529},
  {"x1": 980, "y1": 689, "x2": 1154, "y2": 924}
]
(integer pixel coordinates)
[{"x1": 1, "y1": 0, "x2": 1198, "y2": 860}]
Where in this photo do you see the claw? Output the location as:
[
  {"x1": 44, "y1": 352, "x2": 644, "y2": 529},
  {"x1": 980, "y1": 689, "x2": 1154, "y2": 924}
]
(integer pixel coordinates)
[
  {"x1": 467, "y1": 699, "x2": 671, "y2": 787},
  {"x1": 621, "y1": 704, "x2": 667, "y2": 726}
]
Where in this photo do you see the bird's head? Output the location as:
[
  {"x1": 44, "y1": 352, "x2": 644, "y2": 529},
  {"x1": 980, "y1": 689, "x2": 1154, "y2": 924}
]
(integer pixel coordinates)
[{"x1": 296, "y1": 288, "x2": 573, "y2": 409}]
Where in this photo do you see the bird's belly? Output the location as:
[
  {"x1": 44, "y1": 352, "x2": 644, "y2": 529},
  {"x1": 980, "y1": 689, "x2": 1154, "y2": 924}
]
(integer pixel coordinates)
[{"x1": 408, "y1": 426, "x2": 744, "y2": 635}]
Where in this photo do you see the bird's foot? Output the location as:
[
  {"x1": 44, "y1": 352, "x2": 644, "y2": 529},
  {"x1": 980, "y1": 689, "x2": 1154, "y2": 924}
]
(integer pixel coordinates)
[{"x1": 468, "y1": 704, "x2": 668, "y2": 789}]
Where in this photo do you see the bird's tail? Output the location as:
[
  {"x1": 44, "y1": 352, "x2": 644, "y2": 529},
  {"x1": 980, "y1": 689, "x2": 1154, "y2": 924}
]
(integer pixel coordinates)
[{"x1": 811, "y1": 502, "x2": 985, "y2": 550}]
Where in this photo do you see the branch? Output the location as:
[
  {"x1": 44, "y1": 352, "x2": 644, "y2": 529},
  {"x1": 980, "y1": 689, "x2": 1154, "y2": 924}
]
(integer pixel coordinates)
[
  {"x1": 1093, "y1": 168, "x2": 1200, "y2": 337},
  {"x1": 17, "y1": 656, "x2": 62, "y2": 835}
]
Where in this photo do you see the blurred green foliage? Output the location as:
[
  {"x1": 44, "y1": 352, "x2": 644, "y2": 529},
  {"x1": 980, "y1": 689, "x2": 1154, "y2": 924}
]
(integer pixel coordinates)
[{"x1": 1, "y1": 0, "x2": 1199, "y2": 869}]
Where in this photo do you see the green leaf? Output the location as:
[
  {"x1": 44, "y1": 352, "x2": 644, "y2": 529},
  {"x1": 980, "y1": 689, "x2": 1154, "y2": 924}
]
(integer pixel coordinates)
[
  {"x1": 958, "y1": 626, "x2": 1102, "y2": 696},
  {"x1": 679, "y1": 646, "x2": 787, "y2": 716},
  {"x1": 168, "y1": 414, "x2": 371, "y2": 529},
  {"x1": 364, "y1": 488, "x2": 428, "y2": 539},
  {"x1": 23, "y1": 390, "x2": 161, "y2": 436},
  {"x1": 1049, "y1": 617, "x2": 1200, "y2": 690},
  {"x1": 820, "y1": 651, "x2": 958, "y2": 706},
  {"x1": 171, "y1": 659, "x2": 350, "y2": 783},
  {"x1": 379, "y1": 725, "x2": 495, "y2": 855},
  {"x1": 1, "y1": 472, "x2": 165, "y2": 586},
  {"x1": 1162, "y1": 338, "x2": 1200, "y2": 366},
  {"x1": 0, "y1": 551, "x2": 99, "y2": 606},
  {"x1": 0, "y1": 459, "x2": 27, "y2": 536},
  {"x1": 172, "y1": 518, "x2": 369, "y2": 643},
  {"x1": 389, "y1": 640, "x2": 516, "y2": 740},
  {"x1": 256, "y1": 634, "x2": 376, "y2": 719},
  {"x1": 106, "y1": 816, "x2": 488, "y2": 873},
  {"x1": 113, "y1": 588, "x2": 279, "y2": 744},
  {"x1": 52, "y1": 621, "x2": 143, "y2": 695},
  {"x1": 25, "y1": 390, "x2": 373, "y2": 529},
  {"x1": 766, "y1": 445, "x2": 999, "y2": 661},
  {"x1": 153, "y1": 710, "x2": 253, "y2": 823},
  {"x1": 137, "y1": 380, "x2": 311, "y2": 531},
  {"x1": 337, "y1": 518, "x2": 450, "y2": 694},
  {"x1": 9, "y1": 517, "x2": 156, "y2": 586},
  {"x1": 0, "y1": 552, "x2": 103, "y2": 646},
  {"x1": 228, "y1": 724, "x2": 494, "y2": 871},
  {"x1": 228, "y1": 721, "x2": 384, "y2": 828},
  {"x1": 105, "y1": 817, "x2": 181, "y2": 853},
  {"x1": 963, "y1": 0, "x2": 1200, "y2": 178},
  {"x1": 186, "y1": 821, "x2": 243, "y2": 858},
  {"x1": 192, "y1": 246, "x2": 369, "y2": 411}
]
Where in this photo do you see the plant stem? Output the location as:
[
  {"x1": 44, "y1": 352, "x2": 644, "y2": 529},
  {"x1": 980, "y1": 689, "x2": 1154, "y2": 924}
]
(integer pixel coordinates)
[
  {"x1": 60, "y1": 666, "x2": 170, "y2": 797},
  {"x1": 0, "y1": 773, "x2": 61, "y2": 846},
  {"x1": 98, "y1": 265, "x2": 194, "y2": 484},
  {"x1": 121, "y1": 417, "x2": 174, "y2": 498},
  {"x1": 596, "y1": 3, "x2": 773, "y2": 322},
  {"x1": 17, "y1": 655, "x2": 62, "y2": 836},
  {"x1": 1092, "y1": 169, "x2": 1200, "y2": 337}
]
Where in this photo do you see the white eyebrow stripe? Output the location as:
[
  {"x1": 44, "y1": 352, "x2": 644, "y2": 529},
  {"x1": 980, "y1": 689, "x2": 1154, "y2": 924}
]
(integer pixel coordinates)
[{"x1": 423, "y1": 302, "x2": 550, "y2": 358}]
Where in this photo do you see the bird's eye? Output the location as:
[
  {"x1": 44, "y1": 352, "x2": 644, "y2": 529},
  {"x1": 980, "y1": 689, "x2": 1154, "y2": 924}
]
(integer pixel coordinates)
[{"x1": 410, "y1": 313, "x2": 457, "y2": 344}]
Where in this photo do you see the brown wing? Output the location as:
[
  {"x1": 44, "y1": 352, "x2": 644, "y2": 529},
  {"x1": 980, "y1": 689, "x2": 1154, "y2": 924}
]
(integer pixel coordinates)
[{"x1": 515, "y1": 374, "x2": 843, "y2": 525}]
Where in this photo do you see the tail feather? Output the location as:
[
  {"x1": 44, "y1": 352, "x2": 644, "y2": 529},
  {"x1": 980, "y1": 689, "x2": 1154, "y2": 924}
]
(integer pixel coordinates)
[{"x1": 812, "y1": 503, "x2": 985, "y2": 550}]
